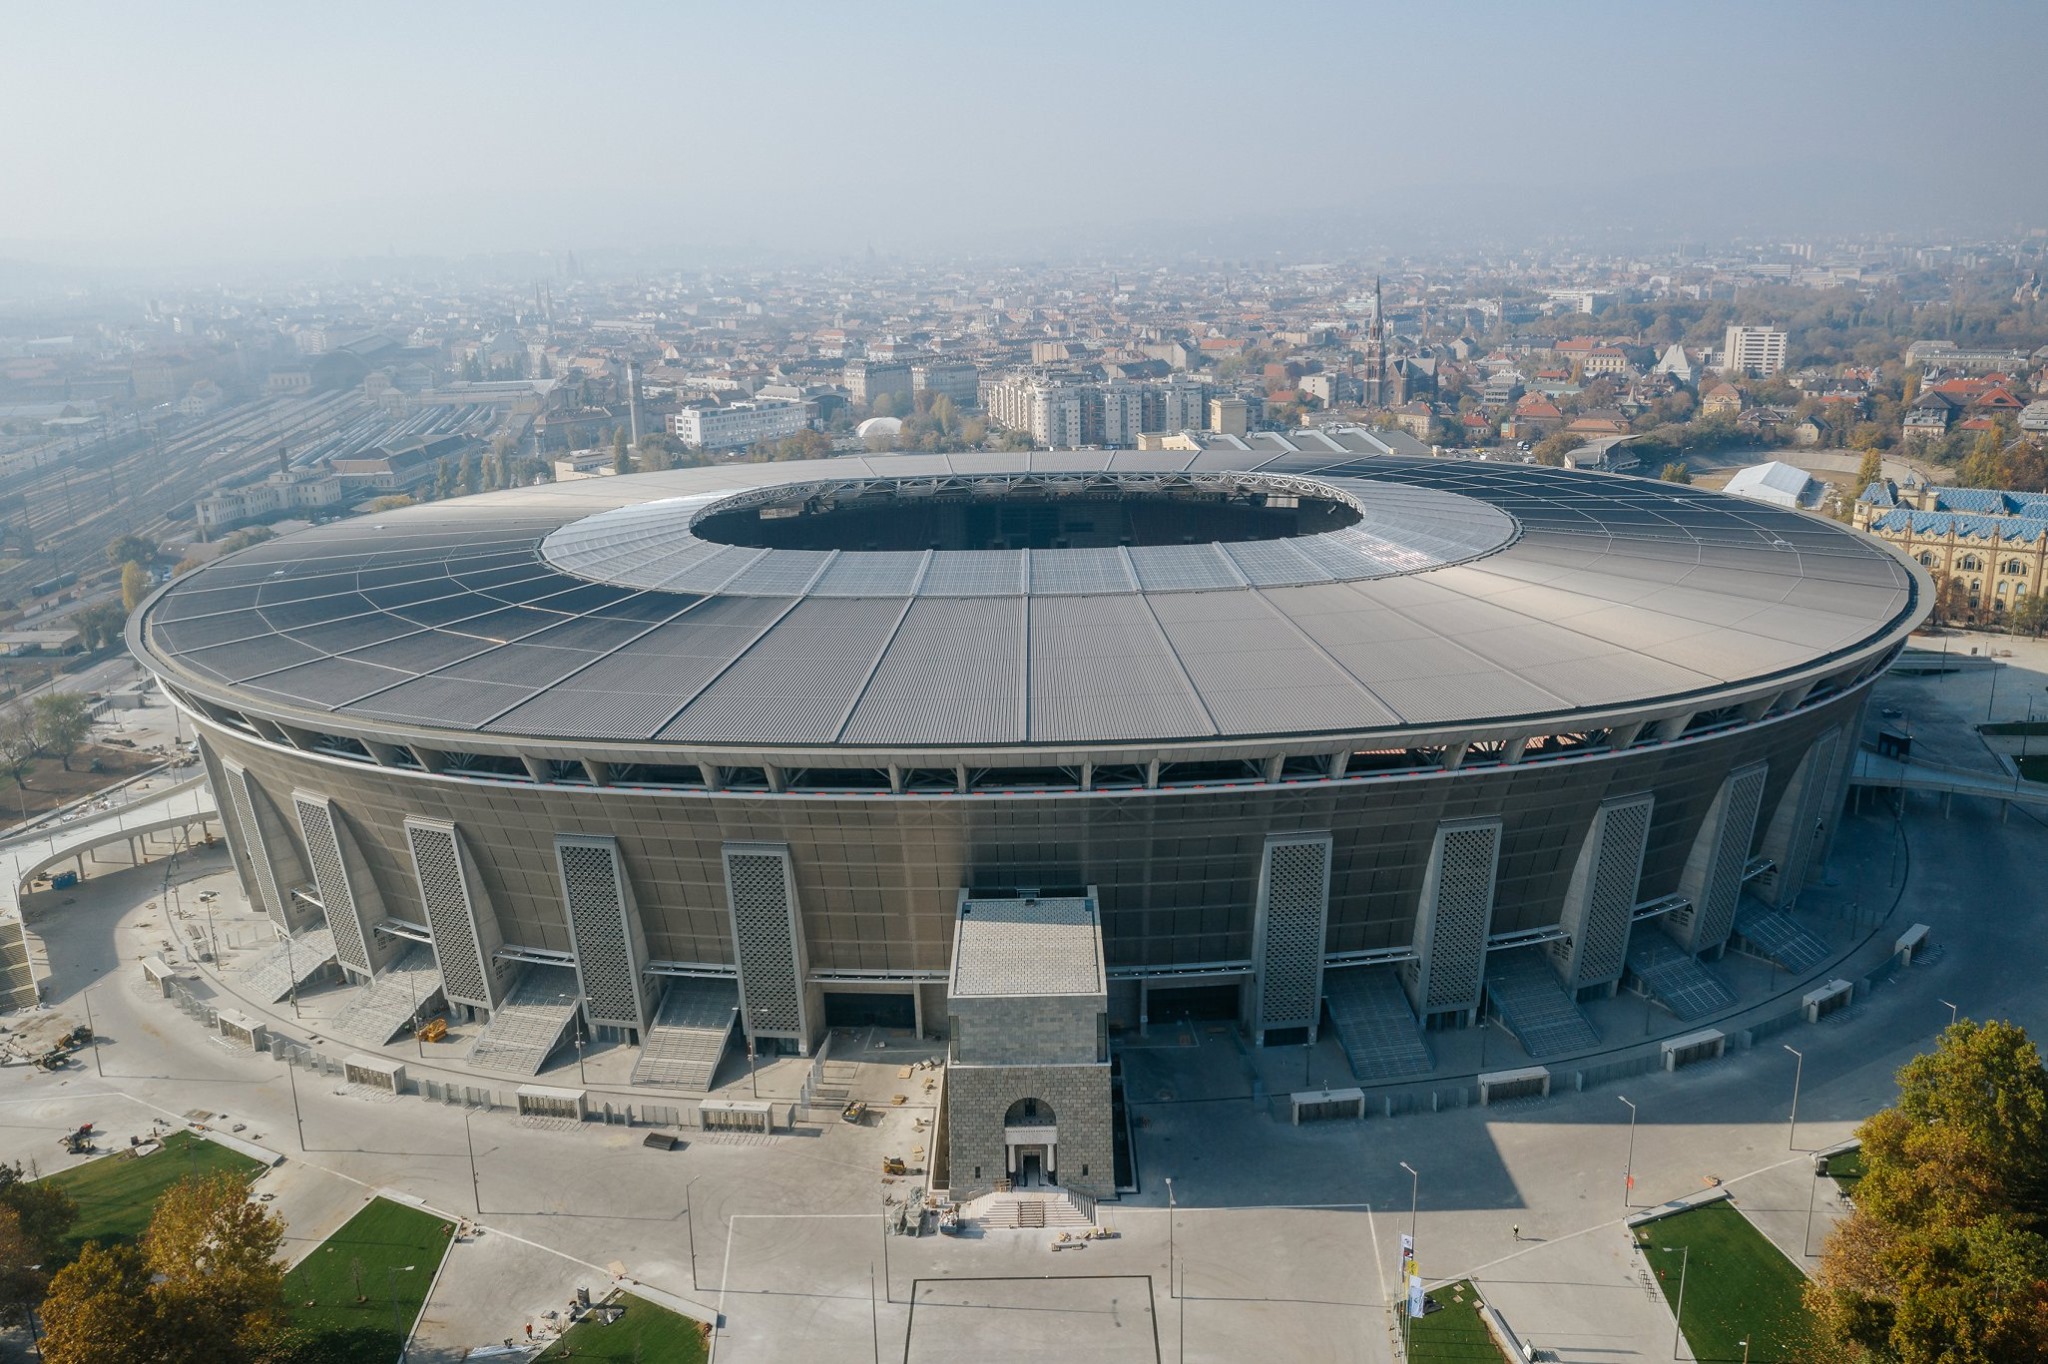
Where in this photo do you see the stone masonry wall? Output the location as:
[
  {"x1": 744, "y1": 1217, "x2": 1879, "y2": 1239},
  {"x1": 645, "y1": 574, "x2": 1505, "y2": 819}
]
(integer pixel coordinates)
[{"x1": 946, "y1": 1061, "x2": 1114, "y2": 1201}]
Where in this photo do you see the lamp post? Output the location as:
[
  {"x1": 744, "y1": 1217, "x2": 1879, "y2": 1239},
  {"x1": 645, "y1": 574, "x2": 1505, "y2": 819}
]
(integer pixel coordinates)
[
  {"x1": 282, "y1": 931, "x2": 301, "y2": 1019},
  {"x1": 285, "y1": 1054, "x2": 305, "y2": 1152},
  {"x1": 463, "y1": 1110, "x2": 481, "y2": 1216},
  {"x1": 879, "y1": 1199, "x2": 891, "y2": 1304},
  {"x1": 1783, "y1": 1045, "x2": 1804, "y2": 1151},
  {"x1": 1665, "y1": 1245, "x2": 1690, "y2": 1360},
  {"x1": 1803, "y1": 1163, "x2": 1822, "y2": 1257},
  {"x1": 685, "y1": 1176, "x2": 700, "y2": 1291},
  {"x1": 1618, "y1": 1095, "x2": 1638, "y2": 1208},
  {"x1": 387, "y1": 1264, "x2": 416, "y2": 1339},
  {"x1": 1939, "y1": 998, "x2": 1959, "y2": 1029},
  {"x1": 81, "y1": 986, "x2": 101, "y2": 1078},
  {"x1": 1164, "y1": 1177, "x2": 1176, "y2": 1300},
  {"x1": 407, "y1": 966, "x2": 423, "y2": 1059},
  {"x1": 1399, "y1": 1161, "x2": 1419, "y2": 1359}
]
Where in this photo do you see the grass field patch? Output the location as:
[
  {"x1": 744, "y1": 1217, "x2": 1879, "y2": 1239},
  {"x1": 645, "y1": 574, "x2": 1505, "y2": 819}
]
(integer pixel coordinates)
[
  {"x1": 46, "y1": 1129, "x2": 264, "y2": 1252},
  {"x1": 278, "y1": 1197, "x2": 453, "y2": 1364},
  {"x1": 1406, "y1": 1278, "x2": 1507, "y2": 1363},
  {"x1": 536, "y1": 1292, "x2": 709, "y2": 1362},
  {"x1": 1635, "y1": 1201, "x2": 1812, "y2": 1362}
]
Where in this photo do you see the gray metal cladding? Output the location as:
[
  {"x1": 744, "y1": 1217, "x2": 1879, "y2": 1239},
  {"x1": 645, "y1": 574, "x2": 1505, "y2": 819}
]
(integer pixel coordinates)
[
  {"x1": 1552, "y1": 794, "x2": 1653, "y2": 990},
  {"x1": 404, "y1": 818, "x2": 504, "y2": 1011},
  {"x1": 555, "y1": 835, "x2": 650, "y2": 1032},
  {"x1": 138, "y1": 457, "x2": 1920, "y2": 747},
  {"x1": 840, "y1": 596, "x2": 1025, "y2": 745},
  {"x1": 1670, "y1": 762, "x2": 1769, "y2": 954},
  {"x1": 723, "y1": 843, "x2": 807, "y2": 1041},
  {"x1": 290, "y1": 793, "x2": 376, "y2": 976},
  {"x1": 658, "y1": 596, "x2": 909, "y2": 745},
  {"x1": 1026, "y1": 595, "x2": 1215, "y2": 743},
  {"x1": 221, "y1": 761, "x2": 299, "y2": 930},
  {"x1": 1757, "y1": 728, "x2": 1841, "y2": 908},
  {"x1": 1404, "y1": 819, "x2": 1501, "y2": 1016},
  {"x1": 1253, "y1": 833, "x2": 1333, "y2": 1039}
]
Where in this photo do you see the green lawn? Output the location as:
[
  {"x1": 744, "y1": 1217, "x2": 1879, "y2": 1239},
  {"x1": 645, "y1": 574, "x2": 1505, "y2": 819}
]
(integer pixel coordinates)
[
  {"x1": 1407, "y1": 1278, "x2": 1507, "y2": 1363},
  {"x1": 1636, "y1": 1201, "x2": 1813, "y2": 1362},
  {"x1": 45, "y1": 1129, "x2": 265, "y2": 1252},
  {"x1": 277, "y1": 1197, "x2": 454, "y2": 1364},
  {"x1": 1825, "y1": 1146, "x2": 1864, "y2": 1193},
  {"x1": 536, "y1": 1292, "x2": 709, "y2": 1362}
]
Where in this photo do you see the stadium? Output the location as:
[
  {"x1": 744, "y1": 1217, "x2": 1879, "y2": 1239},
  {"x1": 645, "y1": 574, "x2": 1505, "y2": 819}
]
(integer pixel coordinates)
[{"x1": 129, "y1": 436, "x2": 1925, "y2": 1199}]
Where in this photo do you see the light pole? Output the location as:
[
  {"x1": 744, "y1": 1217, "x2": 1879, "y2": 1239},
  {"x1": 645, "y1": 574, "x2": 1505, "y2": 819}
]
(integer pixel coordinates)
[
  {"x1": 880, "y1": 1200, "x2": 891, "y2": 1304},
  {"x1": 1618, "y1": 1095, "x2": 1638, "y2": 1208},
  {"x1": 1803, "y1": 1163, "x2": 1821, "y2": 1257},
  {"x1": 1665, "y1": 1245, "x2": 1690, "y2": 1360},
  {"x1": 462, "y1": 1110, "x2": 480, "y2": 1216},
  {"x1": 557, "y1": 993, "x2": 588, "y2": 1085},
  {"x1": 685, "y1": 1176, "x2": 699, "y2": 1291},
  {"x1": 1939, "y1": 999, "x2": 1959, "y2": 1029},
  {"x1": 81, "y1": 986, "x2": 101, "y2": 1078},
  {"x1": 1740, "y1": 1338, "x2": 1750, "y2": 1364},
  {"x1": 1164, "y1": 1177, "x2": 1176, "y2": 1300},
  {"x1": 386, "y1": 1264, "x2": 416, "y2": 1339},
  {"x1": 408, "y1": 967, "x2": 423, "y2": 1059},
  {"x1": 1399, "y1": 1161, "x2": 1419, "y2": 1358},
  {"x1": 1783, "y1": 1045, "x2": 1804, "y2": 1150},
  {"x1": 282, "y1": 931, "x2": 301, "y2": 1019},
  {"x1": 285, "y1": 1055, "x2": 305, "y2": 1152}
]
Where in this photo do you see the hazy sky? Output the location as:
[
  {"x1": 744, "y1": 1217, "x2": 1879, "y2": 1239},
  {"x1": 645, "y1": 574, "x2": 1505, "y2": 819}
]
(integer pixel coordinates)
[{"x1": 5, "y1": 1, "x2": 2045, "y2": 269}]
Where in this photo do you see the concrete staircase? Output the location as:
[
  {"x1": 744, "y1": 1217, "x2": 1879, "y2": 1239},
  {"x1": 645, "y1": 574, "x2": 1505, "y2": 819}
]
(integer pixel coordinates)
[
  {"x1": 962, "y1": 1189, "x2": 1096, "y2": 1230},
  {"x1": 237, "y1": 927, "x2": 337, "y2": 1003},
  {"x1": 631, "y1": 980, "x2": 738, "y2": 1090}
]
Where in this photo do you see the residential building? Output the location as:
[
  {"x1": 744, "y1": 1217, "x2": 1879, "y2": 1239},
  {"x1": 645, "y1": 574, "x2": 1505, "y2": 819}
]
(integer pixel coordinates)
[
  {"x1": 667, "y1": 399, "x2": 812, "y2": 451},
  {"x1": 1902, "y1": 392, "x2": 1961, "y2": 443},
  {"x1": 1700, "y1": 383, "x2": 1744, "y2": 419},
  {"x1": 1654, "y1": 344, "x2": 1701, "y2": 386},
  {"x1": 1722, "y1": 326, "x2": 1788, "y2": 378},
  {"x1": 1208, "y1": 396, "x2": 1248, "y2": 437},
  {"x1": 911, "y1": 361, "x2": 980, "y2": 410},
  {"x1": 1161, "y1": 377, "x2": 1210, "y2": 431},
  {"x1": 1858, "y1": 483, "x2": 2048, "y2": 618},
  {"x1": 845, "y1": 359, "x2": 914, "y2": 411}
]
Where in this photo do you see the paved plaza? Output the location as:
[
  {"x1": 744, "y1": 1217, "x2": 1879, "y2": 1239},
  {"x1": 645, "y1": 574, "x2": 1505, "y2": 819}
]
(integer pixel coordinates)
[{"x1": 3, "y1": 640, "x2": 2047, "y2": 1360}]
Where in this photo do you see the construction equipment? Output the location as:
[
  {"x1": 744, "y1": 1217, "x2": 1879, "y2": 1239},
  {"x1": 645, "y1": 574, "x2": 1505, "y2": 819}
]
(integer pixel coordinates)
[
  {"x1": 33, "y1": 1049, "x2": 71, "y2": 1071},
  {"x1": 57, "y1": 1024, "x2": 92, "y2": 1051},
  {"x1": 881, "y1": 1156, "x2": 907, "y2": 1176},
  {"x1": 57, "y1": 1124, "x2": 94, "y2": 1154},
  {"x1": 841, "y1": 1100, "x2": 868, "y2": 1124},
  {"x1": 417, "y1": 1017, "x2": 449, "y2": 1044}
]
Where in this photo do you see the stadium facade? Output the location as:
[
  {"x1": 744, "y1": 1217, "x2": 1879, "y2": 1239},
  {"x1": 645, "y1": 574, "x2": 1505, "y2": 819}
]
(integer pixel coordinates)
[{"x1": 130, "y1": 437, "x2": 1925, "y2": 1200}]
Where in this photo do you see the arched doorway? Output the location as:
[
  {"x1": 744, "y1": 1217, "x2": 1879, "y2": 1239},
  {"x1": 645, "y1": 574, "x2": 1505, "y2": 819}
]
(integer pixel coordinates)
[{"x1": 1004, "y1": 1098, "x2": 1059, "y2": 1187}]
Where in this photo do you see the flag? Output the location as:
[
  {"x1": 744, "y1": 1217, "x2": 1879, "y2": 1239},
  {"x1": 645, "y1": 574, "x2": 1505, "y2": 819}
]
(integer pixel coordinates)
[{"x1": 1408, "y1": 1273, "x2": 1425, "y2": 1318}]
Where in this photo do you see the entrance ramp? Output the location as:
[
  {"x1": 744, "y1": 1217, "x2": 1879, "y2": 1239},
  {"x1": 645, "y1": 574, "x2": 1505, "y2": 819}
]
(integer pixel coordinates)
[
  {"x1": 237, "y1": 927, "x2": 336, "y2": 1003},
  {"x1": 326, "y1": 944, "x2": 444, "y2": 1047},
  {"x1": 1732, "y1": 908, "x2": 1832, "y2": 973},
  {"x1": 466, "y1": 965, "x2": 579, "y2": 1076},
  {"x1": 631, "y1": 979, "x2": 739, "y2": 1090},
  {"x1": 1324, "y1": 966, "x2": 1434, "y2": 1081},
  {"x1": 1484, "y1": 949, "x2": 1600, "y2": 1057},
  {"x1": 1627, "y1": 939, "x2": 1736, "y2": 1022}
]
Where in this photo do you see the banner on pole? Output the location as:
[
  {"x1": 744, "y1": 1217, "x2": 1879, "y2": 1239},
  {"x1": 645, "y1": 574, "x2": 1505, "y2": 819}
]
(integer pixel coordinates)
[{"x1": 1407, "y1": 1273, "x2": 1425, "y2": 1318}]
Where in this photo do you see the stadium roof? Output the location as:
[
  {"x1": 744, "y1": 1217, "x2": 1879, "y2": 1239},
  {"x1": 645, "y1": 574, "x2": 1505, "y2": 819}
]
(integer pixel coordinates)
[{"x1": 135, "y1": 441, "x2": 1923, "y2": 753}]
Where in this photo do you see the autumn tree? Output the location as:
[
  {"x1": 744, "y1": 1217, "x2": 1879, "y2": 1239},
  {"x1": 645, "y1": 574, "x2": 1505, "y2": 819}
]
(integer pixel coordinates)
[
  {"x1": 1856, "y1": 449, "x2": 1884, "y2": 491},
  {"x1": 120, "y1": 561, "x2": 150, "y2": 613},
  {"x1": 104, "y1": 535, "x2": 156, "y2": 570},
  {"x1": 71, "y1": 601, "x2": 126, "y2": 652},
  {"x1": 1531, "y1": 431, "x2": 1584, "y2": 467},
  {"x1": 1659, "y1": 462, "x2": 1693, "y2": 484},
  {"x1": 0, "y1": 1160, "x2": 76, "y2": 1328},
  {"x1": 1807, "y1": 1020, "x2": 2048, "y2": 1362},
  {"x1": 612, "y1": 427, "x2": 631, "y2": 475},
  {"x1": 39, "y1": 1171, "x2": 286, "y2": 1364}
]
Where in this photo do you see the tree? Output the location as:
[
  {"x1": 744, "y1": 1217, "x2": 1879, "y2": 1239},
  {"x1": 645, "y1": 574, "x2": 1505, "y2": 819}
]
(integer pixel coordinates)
[
  {"x1": 1807, "y1": 1020, "x2": 2048, "y2": 1362},
  {"x1": 31, "y1": 691, "x2": 92, "y2": 772},
  {"x1": 1659, "y1": 462, "x2": 1693, "y2": 484},
  {"x1": 0, "y1": 1160, "x2": 76, "y2": 1329},
  {"x1": 38, "y1": 1243, "x2": 160, "y2": 1364},
  {"x1": 0, "y1": 703, "x2": 36, "y2": 792},
  {"x1": 104, "y1": 535, "x2": 156, "y2": 570},
  {"x1": 365, "y1": 495, "x2": 414, "y2": 513},
  {"x1": 120, "y1": 562, "x2": 150, "y2": 614},
  {"x1": 612, "y1": 428, "x2": 631, "y2": 476},
  {"x1": 71, "y1": 602, "x2": 126, "y2": 652},
  {"x1": 2012, "y1": 591, "x2": 2048, "y2": 639},
  {"x1": 142, "y1": 1171, "x2": 286, "y2": 1364},
  {"x1": 215, "y1": 527, "x2": 275, "y2": 555},
  {"x1": 1531, "y1": 431, "x2": 1583, "y2": 467},
  {"x1": 1857, "y1": 449, "x2": 1885, "y2": 491}
]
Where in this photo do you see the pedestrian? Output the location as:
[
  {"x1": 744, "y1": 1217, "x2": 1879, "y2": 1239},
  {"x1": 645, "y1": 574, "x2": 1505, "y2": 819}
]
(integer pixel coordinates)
[{"x1": 1511, "y1": 1223, "x2": 1519, "y2": 1242}]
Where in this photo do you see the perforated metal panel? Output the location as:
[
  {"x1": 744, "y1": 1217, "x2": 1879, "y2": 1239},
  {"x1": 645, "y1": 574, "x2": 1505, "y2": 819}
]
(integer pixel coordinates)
[
  {"x1": 555, "y1": 835, "x2": 649, "y2": 1032},
  {"x1": 292, "y1": 793, "x2": 374, "y2": 977},
  {"x1": 1253, "y1": 833, "x2": 1332, "y2": 1041},
  {"x1": 723, "y1": 843, "x2": 809, "y2": 1044},
  {"x1": 404, "y1": 819, "x2": 503, "y2": 1011},
  {"x1": 222, "y1": 761, "x2": 292, "y2": 930},
  {"x1": 1672, "y1": 763, "x2": 1768, "y2": 954},
  {"x1": 1758, "y1": 729, "x2": 1840, "y2": 908},
  {"x1": 1403, "y1": 820, "x2": 1500, "y2": 1017},
  {"x1": 1552, "y1": 795, "x2": 1653, "y2": 990}
]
